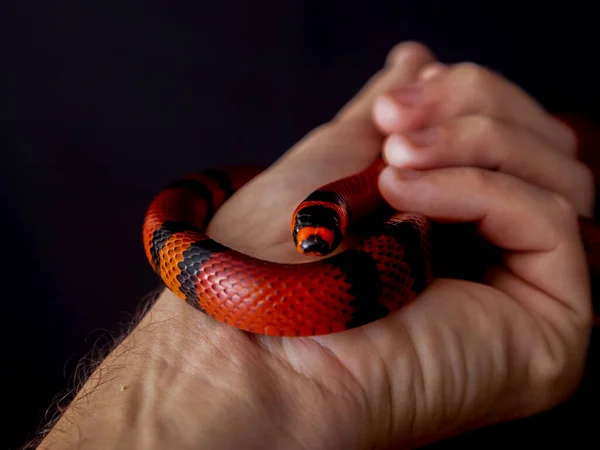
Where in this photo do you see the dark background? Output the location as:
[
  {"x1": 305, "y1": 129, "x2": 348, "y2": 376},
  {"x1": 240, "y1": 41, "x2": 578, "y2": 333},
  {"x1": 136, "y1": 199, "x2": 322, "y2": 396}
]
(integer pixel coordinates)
[{"x1": 1, "y1": 1, "x2": 598, "y2": 448}]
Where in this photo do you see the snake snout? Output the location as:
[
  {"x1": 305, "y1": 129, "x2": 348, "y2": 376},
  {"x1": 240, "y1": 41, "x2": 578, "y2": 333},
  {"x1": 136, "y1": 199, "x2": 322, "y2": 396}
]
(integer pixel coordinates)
[{"x1": 299, "y1": 234, "x2": 331, "y2": 256}]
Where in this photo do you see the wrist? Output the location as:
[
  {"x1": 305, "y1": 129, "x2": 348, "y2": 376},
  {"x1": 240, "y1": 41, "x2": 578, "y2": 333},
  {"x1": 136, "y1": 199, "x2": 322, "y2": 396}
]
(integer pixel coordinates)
[{"x1": 39, "y1": 290, "x2": 370, "y2": 450}]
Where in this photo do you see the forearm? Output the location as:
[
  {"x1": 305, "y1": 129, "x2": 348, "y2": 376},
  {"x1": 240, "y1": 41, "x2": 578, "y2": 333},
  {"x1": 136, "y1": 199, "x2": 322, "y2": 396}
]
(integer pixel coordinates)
[{"x1": 38, "y1": 291, "x2": 313, "y2": 450}]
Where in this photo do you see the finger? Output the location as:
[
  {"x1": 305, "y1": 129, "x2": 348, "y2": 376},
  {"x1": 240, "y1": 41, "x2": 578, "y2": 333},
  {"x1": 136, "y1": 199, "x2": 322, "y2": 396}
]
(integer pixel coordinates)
[
  {"x1": 373, "y1": 62, "x2": 577, "y2": 153},
  {"x1": 382, "y1": 115, "x2": 595, "y2": 216},
  {"x1": 207, "y1": 43, "x2": 434, "y2": 261},
  {"x1": 335, "y1": 41, "x2": 437, "y2": 123},
  {"x1": 268, "y1": 43, "x2": 437, "y2": 198},
  {"x1": 378, "y1": 166, "x2": 590, "y2": 319},
  {"x1": 418, "y1": 62, "x2": 447, "y2": 81}
]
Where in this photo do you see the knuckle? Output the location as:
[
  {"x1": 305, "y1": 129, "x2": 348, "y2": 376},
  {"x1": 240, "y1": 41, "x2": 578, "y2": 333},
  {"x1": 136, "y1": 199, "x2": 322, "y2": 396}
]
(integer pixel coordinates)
[
  {"x1": 453, "y1": 62, "x2": 497, "y2": 91},
  {"x1": 446, "y1": 115, "x2": 492, "y2": 141},
  {"x1": 420, "y1": 62, "x2": 446, "y2": 81},
  {"x1": 471, "y1": 115, "x2": 509, "y2": 167},
  {"x1": 530, "y1": 341, "x2": 581, "y2": 408},
  {"x1": 537, "y1": 191, "x2": 579, "y2": 249},
  {"x1": 550, "y1": 115, "x2": 580, "y2": 153},
  {"x1": 469, "y1": 114, "x2": 498, "y2": 140},
  {"x1": 463, "y1": 166, "x2": 495, "y2": 190},
  {"x1": 549, "y1": 191, "x2": 578, "y2": 222},
  {"x1": 557, "y1": 120, "x2": 579, "y2": 153},
  {"x1": 390, "y1": 41, "x2": 433, "y2": 59},
  {"x1": 576, "y1": 164, "x2": 596, "y2": 213},
  {"x1": 450, "y1": 63, "x2": 503, "y2": 114},
  {"x1": 449, "y1": 115, "x2": 503, "y2": 164},
  {"x1": 386, "y1": 41, "x2": 435, "y2": 67},
  {"x1": 580, "y1": 164, "x2": 595, "y2": 196}
]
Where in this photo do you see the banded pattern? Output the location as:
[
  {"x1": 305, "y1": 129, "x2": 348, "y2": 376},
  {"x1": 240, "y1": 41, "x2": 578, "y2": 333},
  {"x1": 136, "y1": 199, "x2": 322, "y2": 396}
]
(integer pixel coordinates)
[
  {"x1": 143, "y1": 117, "x2": 600, "y2": 333},
  {"x1": 142, "y1": 158, "x2": 433, "y2": 336}
]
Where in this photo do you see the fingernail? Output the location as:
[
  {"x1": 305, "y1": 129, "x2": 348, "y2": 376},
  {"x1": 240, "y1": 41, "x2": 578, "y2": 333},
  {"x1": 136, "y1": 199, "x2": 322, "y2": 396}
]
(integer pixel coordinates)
[
  {"x1": 386, "y1": 135, "x2": 414, "y2": 165},
  {"x1": 405, "y1": 128, "x2": 437, "y2": 147},
  {"x1": 389, "y1": 83, "x2": 424, "y2": 106},
  {"x1": 374, "y1": 96, "x2": 400, "y2": 127}
]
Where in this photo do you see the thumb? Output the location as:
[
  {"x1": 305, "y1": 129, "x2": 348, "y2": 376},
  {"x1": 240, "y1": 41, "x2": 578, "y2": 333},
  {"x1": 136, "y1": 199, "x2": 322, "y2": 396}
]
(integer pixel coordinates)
[
  {"x1": 275, "y1": 42, "x2": 438, "y2": 171},
  {"x1": 335, "y1": 41, "x2": 438, "y2": 123}
]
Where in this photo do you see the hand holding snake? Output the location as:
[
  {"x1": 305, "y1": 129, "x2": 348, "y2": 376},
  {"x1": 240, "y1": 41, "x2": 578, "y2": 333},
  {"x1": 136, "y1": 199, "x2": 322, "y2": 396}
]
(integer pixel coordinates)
[
  {"x1": 44, "y1": 42, "x2": 594, "y2": 449},
  {"x1": 139, "y1": 42, "x2": 594, "y2": 447}
]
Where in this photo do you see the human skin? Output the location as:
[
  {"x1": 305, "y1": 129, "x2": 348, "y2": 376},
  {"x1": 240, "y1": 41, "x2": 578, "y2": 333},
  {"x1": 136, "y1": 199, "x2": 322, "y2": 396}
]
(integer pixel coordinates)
[{"x1": 37, "y1": 42, "x2": 593, "y2": 449}]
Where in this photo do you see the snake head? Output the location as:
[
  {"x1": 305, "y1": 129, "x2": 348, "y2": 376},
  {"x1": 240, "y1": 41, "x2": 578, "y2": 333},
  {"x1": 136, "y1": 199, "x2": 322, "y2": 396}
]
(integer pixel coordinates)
[{"x1": 292, "y1": 205, "x2": 343, "y2": 256}]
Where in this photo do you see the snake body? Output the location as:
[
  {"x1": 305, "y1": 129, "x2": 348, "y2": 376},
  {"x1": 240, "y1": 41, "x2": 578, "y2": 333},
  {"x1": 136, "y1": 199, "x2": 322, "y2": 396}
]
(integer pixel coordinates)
[
  {"x1": 142, "y1": 158, "x2": 433, "y2": 336},
  {"x1": 144, "y1": 114, "x2": 600, "y2": 335}
]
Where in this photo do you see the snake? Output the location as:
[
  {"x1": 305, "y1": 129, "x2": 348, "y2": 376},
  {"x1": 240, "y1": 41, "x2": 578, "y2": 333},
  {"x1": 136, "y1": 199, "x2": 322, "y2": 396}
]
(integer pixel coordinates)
[{"x1": 143, "y1": 116, "x2": 600, "y2": 336}]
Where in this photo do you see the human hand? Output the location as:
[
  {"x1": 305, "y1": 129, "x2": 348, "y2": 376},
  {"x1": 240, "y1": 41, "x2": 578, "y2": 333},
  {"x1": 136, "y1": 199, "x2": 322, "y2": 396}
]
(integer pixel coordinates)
[
  {"x1": 39, "y1": 42, "x2": 593, "y2": 450},
  {"x1": 369, "y1": 56, "x2": 595, "y2": 443},
  {"x1": 205, "y1": 43, "x2": 593, "y2": 446}
]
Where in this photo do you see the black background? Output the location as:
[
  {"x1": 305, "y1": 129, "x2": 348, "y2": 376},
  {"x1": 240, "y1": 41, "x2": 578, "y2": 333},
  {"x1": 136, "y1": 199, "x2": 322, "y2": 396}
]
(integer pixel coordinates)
[{"x1": 1, "y1": 1, "x2": 599, "y2": 448}]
